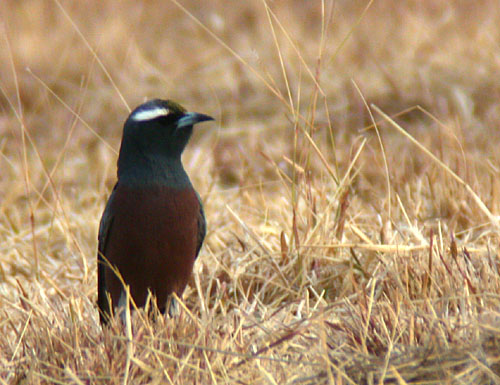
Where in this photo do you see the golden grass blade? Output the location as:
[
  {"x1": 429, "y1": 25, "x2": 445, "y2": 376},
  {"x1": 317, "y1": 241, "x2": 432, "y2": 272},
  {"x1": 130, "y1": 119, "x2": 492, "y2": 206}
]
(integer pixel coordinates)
[{"x1": 372, "y1": 104, "x2": 499, "y2": 229}]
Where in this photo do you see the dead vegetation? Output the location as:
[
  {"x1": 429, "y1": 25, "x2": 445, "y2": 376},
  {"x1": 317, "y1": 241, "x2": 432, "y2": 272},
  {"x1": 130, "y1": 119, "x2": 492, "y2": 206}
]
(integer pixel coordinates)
[{"x1": 1, "y1": 0, "x2": 500, "y2": 383}]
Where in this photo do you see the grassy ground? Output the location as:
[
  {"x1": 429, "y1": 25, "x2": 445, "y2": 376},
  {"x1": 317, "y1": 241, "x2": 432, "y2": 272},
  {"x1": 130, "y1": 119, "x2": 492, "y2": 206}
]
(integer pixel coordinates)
[{"x1": 1, "y1": 0, "x2": 500, "y2": 383}]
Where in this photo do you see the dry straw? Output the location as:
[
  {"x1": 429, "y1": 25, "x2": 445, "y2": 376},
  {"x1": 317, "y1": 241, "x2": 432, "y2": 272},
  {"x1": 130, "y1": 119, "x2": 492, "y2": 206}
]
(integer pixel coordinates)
[{"x1": 1, "y1": 0, "x2": 500, "y2": 383}]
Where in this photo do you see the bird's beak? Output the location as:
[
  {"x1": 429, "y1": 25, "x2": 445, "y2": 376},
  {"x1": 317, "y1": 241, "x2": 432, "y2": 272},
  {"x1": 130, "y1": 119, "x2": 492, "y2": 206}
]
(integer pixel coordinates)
[{"x1": 177, "y1": 112, "x2": 214, "y2": 130}]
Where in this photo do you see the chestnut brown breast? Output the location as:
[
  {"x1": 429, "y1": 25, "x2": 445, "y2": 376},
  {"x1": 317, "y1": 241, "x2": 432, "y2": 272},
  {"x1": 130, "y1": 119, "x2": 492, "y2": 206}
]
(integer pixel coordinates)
[{"x1": 102, "y1": 184, "x2": 200, "y2": 312}]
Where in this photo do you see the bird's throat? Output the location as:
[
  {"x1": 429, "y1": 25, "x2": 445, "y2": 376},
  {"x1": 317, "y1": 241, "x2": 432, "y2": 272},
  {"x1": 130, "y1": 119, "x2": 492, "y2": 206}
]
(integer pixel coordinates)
[{"x1": 117, "y1": 155, "x2": 192, "y2": 189}]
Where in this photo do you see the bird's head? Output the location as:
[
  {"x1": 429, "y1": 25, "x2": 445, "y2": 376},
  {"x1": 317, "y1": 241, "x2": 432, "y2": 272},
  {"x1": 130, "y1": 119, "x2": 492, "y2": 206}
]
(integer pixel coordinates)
[
  {"x1": 116, "y1": 99, "x2": 213, "y2": 184},
  {"x1": 120, "y1": 99, "x2": 214, "y2": 159}
]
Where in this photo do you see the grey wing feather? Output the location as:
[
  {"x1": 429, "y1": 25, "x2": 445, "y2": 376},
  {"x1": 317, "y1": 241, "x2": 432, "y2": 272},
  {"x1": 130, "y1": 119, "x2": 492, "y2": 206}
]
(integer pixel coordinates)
[
  {"x1": 195, "y1": 191, "x2": 206, "y2": 259},
  {"x1": 97, "y1": 183, "x2": 117, "y2": 324}
]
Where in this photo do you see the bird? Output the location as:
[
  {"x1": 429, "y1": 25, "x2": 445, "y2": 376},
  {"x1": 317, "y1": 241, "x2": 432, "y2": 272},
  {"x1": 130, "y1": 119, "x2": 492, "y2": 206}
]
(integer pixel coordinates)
[{"x1": 97, "y1": 99, "x2": 213, "y2": 325}]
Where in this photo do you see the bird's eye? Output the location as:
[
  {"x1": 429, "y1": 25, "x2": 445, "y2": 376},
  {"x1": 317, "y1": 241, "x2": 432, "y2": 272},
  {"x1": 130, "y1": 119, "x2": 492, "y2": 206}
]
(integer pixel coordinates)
[{"x1": 130, "y1": 107, "x2": 170, "y2": 122}]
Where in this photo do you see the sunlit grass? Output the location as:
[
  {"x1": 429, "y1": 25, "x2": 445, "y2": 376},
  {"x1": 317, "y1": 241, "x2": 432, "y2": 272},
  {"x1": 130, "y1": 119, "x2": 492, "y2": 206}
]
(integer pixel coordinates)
[{"x1": 1, "y1": 0, "x2": 500, "y2": 383}]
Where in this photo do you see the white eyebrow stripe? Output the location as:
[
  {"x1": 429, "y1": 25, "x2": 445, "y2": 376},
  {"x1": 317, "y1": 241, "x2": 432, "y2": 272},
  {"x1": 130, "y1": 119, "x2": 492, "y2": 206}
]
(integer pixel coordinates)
[{"x1": 131, "y1": 107, "x2": 170, "y2": 122}]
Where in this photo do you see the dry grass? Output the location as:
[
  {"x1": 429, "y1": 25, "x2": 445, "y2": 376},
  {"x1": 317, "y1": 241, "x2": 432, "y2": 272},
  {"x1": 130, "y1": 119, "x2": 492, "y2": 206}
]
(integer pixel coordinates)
[{"x1": 1, "y1": 0, "x2": 500, "y2": 383}]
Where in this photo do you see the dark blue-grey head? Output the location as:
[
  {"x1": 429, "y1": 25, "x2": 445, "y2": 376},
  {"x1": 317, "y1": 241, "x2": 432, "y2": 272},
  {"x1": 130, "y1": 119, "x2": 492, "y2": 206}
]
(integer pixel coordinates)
[{"x1": 117, "y1": 99, "x2": 213, "y2": 184}]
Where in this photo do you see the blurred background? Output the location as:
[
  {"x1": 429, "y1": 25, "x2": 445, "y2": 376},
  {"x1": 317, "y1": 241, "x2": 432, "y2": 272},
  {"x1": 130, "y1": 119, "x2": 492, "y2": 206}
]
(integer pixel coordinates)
[
  {"x1": 2, "y1": 0, "x2": 500, "y2": 333},
  {"x1": 1, "y1": 1, "x2": 500, "y2": 382}
]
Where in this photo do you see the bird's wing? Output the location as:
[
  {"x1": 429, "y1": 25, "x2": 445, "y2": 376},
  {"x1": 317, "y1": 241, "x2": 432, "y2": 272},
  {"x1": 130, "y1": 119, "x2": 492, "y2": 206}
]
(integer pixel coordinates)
[
  {"x1": 195, "y1": 191, "x2": 206, "y2": 260},
  {"x1": 97, "y1": 182, "x2": 118, "y2": 324}
]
